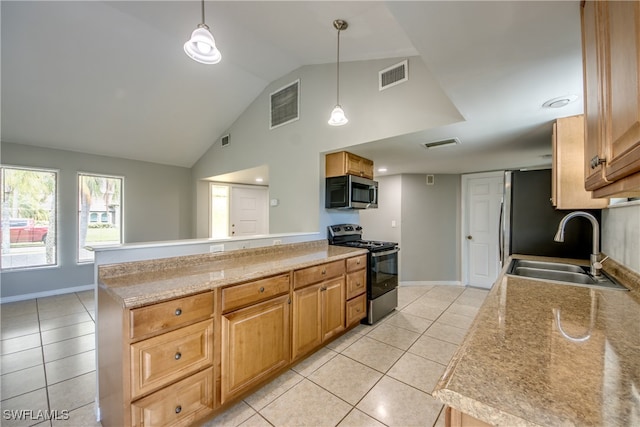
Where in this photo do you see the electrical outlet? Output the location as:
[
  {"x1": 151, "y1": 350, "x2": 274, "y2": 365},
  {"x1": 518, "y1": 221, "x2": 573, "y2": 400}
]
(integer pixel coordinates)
[
  {"x1": 209, "y1": 244, "x2": 224, "y2": 253},
  {"x1": 273, "y1": 239, "x2": 282, "y2": 245}
]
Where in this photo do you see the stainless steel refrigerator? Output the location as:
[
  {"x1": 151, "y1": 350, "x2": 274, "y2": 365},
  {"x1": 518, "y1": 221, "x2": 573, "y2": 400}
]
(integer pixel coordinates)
[{"x1": 500, "y1": 169, "x2": 601, "y2": 263}]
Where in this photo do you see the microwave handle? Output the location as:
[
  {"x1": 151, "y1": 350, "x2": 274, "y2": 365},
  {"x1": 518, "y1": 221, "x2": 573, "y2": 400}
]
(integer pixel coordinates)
[{"x1": 372, "y1": 184, "x2": 378, "y2": 204}]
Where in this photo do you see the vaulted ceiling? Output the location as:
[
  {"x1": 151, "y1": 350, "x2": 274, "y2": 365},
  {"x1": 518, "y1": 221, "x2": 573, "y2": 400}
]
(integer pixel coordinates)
[{"x1": 2, "y1": 1, "x2": 584, "y2": 176}]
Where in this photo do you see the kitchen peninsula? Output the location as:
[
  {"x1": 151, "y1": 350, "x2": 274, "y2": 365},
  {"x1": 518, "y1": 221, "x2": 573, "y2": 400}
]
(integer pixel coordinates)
[
  {"x1": 433, "y1": 255, "x2": 640, "y2": 427},
  {"x1": 96, "y1": 240, "x2": 368, "y2": 426}
]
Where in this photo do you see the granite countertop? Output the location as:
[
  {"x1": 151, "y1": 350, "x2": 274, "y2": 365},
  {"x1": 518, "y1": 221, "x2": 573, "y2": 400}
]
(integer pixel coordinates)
[
  {"x1": 98, "y1": 240, "x2": 367, "y2": 308},
  {"x1": 433, "y1": 254, "x2": 640, "y2": 426}
]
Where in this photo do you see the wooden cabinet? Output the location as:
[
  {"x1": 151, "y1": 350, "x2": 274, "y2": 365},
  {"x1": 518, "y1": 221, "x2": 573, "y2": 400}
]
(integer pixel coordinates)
[
  {"x1": 445, "y1": 406, "x2": 492, "y2": 427},
  {"x1": 581, "y1": 0, "x2": 640, "y2": 198},
  {"x1": 220, "y1": 274, "x2": 291, "y2": 404},
  {"x1": 326, "y1": 151, "x2": 374, "y2": 179},
  {"x1": 292, "y1": 261, "x2": 346, "y2": 360},
  {"x1": 221, "y1": 295, "x2": 290, "y2": 403},
  {"x1": 98, "y1": 289, "x2": 215, "y2": 427},
  {"x1": 551, "y1": 115, "x2": 608, "y2": 209},
  {"x1": 98, "y1": 251, "x2": 367, "y2": 426},
  {"x1": 345, "y1": 254, "x2": 367, "y2": 326}
]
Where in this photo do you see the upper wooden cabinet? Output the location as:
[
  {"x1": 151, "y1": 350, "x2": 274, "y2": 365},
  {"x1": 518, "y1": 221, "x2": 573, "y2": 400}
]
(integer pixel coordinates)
[
  {"x1": 581, "y1": 0, "x2": 640, "y2": 198},
  {"x1": 326, "y1": 151, "x2": 374, "y2": 179},
  {"x1": 551, "y1": 115, "x2": 608, "y2": 209}
]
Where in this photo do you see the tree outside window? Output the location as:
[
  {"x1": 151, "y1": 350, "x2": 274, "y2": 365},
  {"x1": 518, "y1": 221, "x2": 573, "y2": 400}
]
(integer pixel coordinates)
[
  {"x1": 1, "y1": 166, "x2": 57, "y2": 269},
  {"x1": 78, "y1": 173, "x2": 123, "y2": 262}
]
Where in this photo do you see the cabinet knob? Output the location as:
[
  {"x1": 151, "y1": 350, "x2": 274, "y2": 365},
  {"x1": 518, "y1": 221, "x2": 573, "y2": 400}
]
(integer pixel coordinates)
[
  {"x1": 590, "y1": 155, "x2": 606, "y2": 169},
  {"x1": 175, "y1": 308, "x2": 182, "y2": 316},
  {"x1": 321, "y1": 269, "x2": 326, "y2": 275},
  {"x1": 356, "y1": 259, "x2": 361, "y2": 265},
  {"x1": 175, "y1": 405, "x2": 182, "y2": 414},
  {"x1": 466, "y1": 235, "x2": 472, "y2": 240},
  {"x1": 259, "y1": 287, "x2": 265, "y2": 293},
  {"x1": 175, "y1": 352, "x2": 182, "y2": 360},
  {"x1": 321, "y1": 287, "x2": 327, "y2": 291}
]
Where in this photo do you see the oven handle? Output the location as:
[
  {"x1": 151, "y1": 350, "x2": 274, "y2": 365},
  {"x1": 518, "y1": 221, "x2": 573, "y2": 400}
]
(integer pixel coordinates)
[{"x1": 371, "y1": 248, "x2": 400, "y2": 258}]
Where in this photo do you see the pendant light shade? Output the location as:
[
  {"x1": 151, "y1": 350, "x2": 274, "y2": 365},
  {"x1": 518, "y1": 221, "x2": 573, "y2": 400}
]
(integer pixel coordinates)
[
  {"x1": 328, "y1": 19, "x2": 348, "y2": 126},
  {"x1": 328, "y1": 105, "x2": 348, "y2": 126},
  {"x1": 184, "y1": 0, "x2": 221, "y2": 65}
]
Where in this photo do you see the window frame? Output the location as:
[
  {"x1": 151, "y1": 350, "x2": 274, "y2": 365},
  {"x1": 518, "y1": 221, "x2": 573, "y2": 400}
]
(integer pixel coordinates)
[
  {"x1": 77, "y1": 172, "x2": 124, "y2": 263},
  {"x1": 1, "y1": 165, "x2": 59, "y2": 271}
]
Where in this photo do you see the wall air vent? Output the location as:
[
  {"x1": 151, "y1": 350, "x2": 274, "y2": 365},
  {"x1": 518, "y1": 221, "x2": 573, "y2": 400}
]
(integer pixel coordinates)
[
  {"x1": 422, "y1": 137, "x2": 460, "y2": 149},
  {"x1": 270, "y1": 79, "x2": 300, "y2": 129},
  {"x1": 379, "y1": 60, "x2": 408, "y2": 91},
  {"x1": 221, "y1": 134, "x2": 230, "y2": 147}
]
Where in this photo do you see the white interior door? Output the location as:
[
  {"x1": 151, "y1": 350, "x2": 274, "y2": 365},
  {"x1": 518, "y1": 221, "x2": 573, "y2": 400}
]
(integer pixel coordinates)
[
  {"x1": 230, "y1": 186, "x2": 268, "y2": 237},
  {"x1": 462, "y1": 172, "x2": 504, "y2": 288}
]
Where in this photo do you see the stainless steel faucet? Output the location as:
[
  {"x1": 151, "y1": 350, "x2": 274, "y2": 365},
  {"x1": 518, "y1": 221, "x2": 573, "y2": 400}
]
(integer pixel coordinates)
[{"x1": 554, "y1": 211, "x2": 601, "y2": 276}]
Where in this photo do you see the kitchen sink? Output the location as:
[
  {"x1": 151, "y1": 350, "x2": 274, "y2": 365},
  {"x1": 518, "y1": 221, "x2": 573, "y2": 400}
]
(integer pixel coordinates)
[{"x1": 507, "y1": 259, "x2": 628, "y2": 291}]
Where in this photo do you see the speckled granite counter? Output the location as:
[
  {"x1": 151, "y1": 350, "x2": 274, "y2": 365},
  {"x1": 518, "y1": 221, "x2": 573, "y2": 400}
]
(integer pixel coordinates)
[
  {"x1": 98, "y1": 240, "x2": 367, "y2": 308},
  {"x1": 433, "y1": 255, "x2": 640, "y2": 426}
]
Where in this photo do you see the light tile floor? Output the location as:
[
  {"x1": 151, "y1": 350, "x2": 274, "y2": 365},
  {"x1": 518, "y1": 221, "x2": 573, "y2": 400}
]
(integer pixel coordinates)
[{"x1": 0, "y1": 285, "x2": 488, "y2": 427}]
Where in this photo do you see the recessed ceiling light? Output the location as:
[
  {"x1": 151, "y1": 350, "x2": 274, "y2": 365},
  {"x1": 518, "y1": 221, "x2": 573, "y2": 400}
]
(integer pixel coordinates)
[
  {"x1": 255, "y1": 178, "x2": 264, "y2": 183},
  {"x1": 542, "y1": 95, "x2": 578, "y2": 108},
  {"x1": 378, "y1": 167, "x2": 387, "y2": 173}
]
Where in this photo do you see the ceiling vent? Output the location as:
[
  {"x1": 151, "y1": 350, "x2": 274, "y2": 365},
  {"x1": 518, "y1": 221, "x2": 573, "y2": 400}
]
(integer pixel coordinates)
[
  {"x1": 379, "y1": 60, "x2": 408, "y2": 91},
  {"x1": 422, "y1": 137, "x2": 460, "y2": 149},
  {"x1": 270, "y1": 79, "x2": 300, "y2": 129},
  {"x1": 221, "y1": 134, "x2": 230, "y2": 147}
]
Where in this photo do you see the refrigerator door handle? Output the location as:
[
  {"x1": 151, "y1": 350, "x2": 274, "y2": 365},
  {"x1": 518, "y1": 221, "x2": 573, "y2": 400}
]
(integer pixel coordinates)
[{"x1": 498, "y1": 201, "x2": 504, "y2": 265}]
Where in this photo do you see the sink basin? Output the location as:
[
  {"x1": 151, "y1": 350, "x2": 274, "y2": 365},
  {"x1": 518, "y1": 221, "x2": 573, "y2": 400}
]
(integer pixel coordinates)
[
  {"x1": 513, "y1": 260, "x2": 586, "y2": 274},
  {"x1": 507, "y1": 259, "x2": 628, "y2": 291}
]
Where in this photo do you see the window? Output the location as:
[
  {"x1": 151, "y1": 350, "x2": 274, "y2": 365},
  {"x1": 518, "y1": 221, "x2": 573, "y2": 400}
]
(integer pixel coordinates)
[
  {"x1": 1, "y1": 166, "x2": 58, "y2": 270},
  {"x1": 78, "y1": 173, "x2": 123, "y2": 262}
]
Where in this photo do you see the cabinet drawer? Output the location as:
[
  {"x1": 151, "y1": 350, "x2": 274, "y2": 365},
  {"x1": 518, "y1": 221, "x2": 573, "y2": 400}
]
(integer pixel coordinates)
[
  {"x1": 131, "y1": 367, "x2": 214, "y2": 427},
  {"x1": 346, "y1": 294, "x2": 366, "y2": 327},
  {"x1": 221, "y1": 274, "x2": 290, "y2": 313},
  {"x1": 294, "y1": 261, "x2": 345, "y2": 289},
  {"x1": 131, "y1": 320, "x2": 214, "y2": 399},
  {"x1": 346, "y1": 269, "x2": 366, "y2": 300},
  {"x1": 346, "y1": 255, "x2": 367, "y2": 272},
  {"x1": 130, "y1": 292, "x2": 213, "y2": 340}
]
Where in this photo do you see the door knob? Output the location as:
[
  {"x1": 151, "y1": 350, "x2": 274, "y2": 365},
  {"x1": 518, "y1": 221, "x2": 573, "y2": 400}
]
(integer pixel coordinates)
[{"x1": 467, "y1": 235, "x2": 472, "y2": 240}]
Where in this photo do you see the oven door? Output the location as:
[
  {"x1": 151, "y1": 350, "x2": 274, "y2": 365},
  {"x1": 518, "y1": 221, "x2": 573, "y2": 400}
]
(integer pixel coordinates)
[{"x1": 369, "y1": 248, "x2": 399, "y2": 299}]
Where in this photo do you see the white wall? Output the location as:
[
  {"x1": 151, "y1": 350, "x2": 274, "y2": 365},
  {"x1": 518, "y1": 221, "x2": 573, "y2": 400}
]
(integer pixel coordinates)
[
  {"x1": 360, "y1": 174, "x2": 460, "y2": 283},
  {"x1": 191, "y1": 56, "x2": 462, "y2": 237},
  {"x1": 602, "y1": 202, "x2": 640, "y2": 274},
  {"x1": 1, "y1": 142, "x2": 192, "y2": 299}
]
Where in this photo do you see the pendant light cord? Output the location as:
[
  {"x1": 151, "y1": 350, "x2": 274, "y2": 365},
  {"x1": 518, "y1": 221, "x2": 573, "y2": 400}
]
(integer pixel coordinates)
[
  {"x1": 201, "y1": 0, "x2": 206, "y2": 25},
  {"x1": 336, "y1": 27, "x2": 341, "y2": 105}
]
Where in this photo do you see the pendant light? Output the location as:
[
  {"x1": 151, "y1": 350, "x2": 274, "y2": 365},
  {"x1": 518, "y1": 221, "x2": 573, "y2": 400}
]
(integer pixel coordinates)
[
  {"x1": 184, "y1": 0, "x2": 221, "y2": 65},
  {"x1": 328, "y1": 19, "x2": 348, "y2": 126}
]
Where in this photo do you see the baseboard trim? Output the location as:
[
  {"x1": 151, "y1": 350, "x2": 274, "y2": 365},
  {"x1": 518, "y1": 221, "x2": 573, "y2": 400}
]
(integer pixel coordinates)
[
  {"x1": 0, "y1": 284, "x2": 95, "y2": 304},
  {"x1": 400, "y1": 281, "x2": 464, "y2": 287}
]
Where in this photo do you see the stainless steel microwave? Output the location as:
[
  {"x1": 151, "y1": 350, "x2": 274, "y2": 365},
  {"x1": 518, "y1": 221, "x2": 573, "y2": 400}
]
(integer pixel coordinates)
[{"x1": 325, "y1": 175, "x2": 378, "y2": 209}]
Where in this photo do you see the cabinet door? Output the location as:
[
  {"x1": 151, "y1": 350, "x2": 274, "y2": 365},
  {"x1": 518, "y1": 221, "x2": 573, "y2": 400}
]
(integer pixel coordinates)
[
  {"x1": 582, "y1": 0, "x2": 608, "y2": 190},
  {"x1": 322, "y1": 278, "x2": 345, "y2": 342},
  {"x1": 292, "y1": 284, "x2": 322, "y2": 360},
  {"x1": 221, "y1": 295, "x2": 290, "y2": 403},
  {"x1": 602, "y1": 0, "x2": 640, "y2": 182}
]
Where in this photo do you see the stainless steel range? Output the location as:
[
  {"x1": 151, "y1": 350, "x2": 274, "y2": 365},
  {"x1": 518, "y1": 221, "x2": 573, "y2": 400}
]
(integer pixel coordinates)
[{"x1": 328, "y1": 224, "x2": 399, "y2": 324}]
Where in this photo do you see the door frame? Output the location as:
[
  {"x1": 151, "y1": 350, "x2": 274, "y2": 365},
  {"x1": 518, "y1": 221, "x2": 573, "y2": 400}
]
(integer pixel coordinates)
[{"x1": 461, "y1": 170, "x2": 504, "y2": 287}]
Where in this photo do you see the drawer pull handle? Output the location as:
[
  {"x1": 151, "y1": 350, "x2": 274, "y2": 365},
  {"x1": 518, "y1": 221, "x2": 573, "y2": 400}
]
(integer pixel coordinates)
[
  {"x1": 175, "y1": 308, "x2": 182, "y2": 316},
  {"x1": 259, "y1": 287, "x2": 265, "y2": 293},
  {"x1": 175, "y1": 352, "x2": 182, "y2": 360},
  {"x1": 357, "y1": 260, "x2": 361, "y2": 265},
  {"x1": 175, "y1": 405, "x2": 182, "y2": 414},
  {"x1": 321, "y1": 269, "x2": 326, "y2": 275}
]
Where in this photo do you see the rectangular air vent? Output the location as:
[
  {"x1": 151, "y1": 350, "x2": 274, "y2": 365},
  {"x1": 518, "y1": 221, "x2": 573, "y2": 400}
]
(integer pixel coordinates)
[
  {"x1": 422, "y1": 137, "x2": 460, "y2": 149},
  {"x1": 379, "y1": 60, "x2": 408, "y2": 91},
  {"x1": 221, "y1": 134, "x2": 230, "y2": 147},
  {"x1": 270, "y1": 79, "x2": 300, "y2": 129}
]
